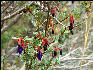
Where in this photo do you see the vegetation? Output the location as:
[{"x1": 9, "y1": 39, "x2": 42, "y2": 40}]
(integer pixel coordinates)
[{"x1": 1, "y1": 1, "x2": 93, "y2": 70}]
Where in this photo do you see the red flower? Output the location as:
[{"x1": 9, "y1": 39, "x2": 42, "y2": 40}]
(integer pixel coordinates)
[
  {"x1": 22, "y1": 39, "x2": 25, "y2": 49},
  {"x1": 42, "y1": 41, "x2": 45, "y2": 46},
  {"x1": 44, "y1": 37, "x2": 48, "y2": 42},
  {"x1": 58, "y1": 48, "x2": 62, "y2": 55},
  {"x1": 53, "y1": 47, "x2": 58, "y2": 57},
  {"x1": 42, "y1": 37, "x2": 49, "y2": 46},
  {"x1": 17, "y1": 38, "x2": 23, "y2": 54},
  {"x1": 51, "y1": 8, "x2": 55, "y2": 15},
  {"x1": 58, "y1": 48, "x2": 61, "y2": 51},
  {"x1": 18, "y1": 38, "x2": 22, "y2": 46},
  {"x1": 70, "y1": 14, "x2": 74, "y2": 23},
  {"x1": 55, "y1": 6, "x2": 59, "y2": 11},
  {"x1": 54, "y1": 47, "x2": 58, "y2": 52}
]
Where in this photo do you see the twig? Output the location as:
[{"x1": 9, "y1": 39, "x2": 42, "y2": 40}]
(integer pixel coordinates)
[
  {"x1": 1, "y1": 7, "x2": 25, "y2": 21},
  {"x1": 1, "y1": 1, "x2": 33, "y2": 22},
  {"x1": 53, "y1": 61, "x2": 93, "y2": 69},
  {"x1": 50, "y1": 15, "x2": 66, "y2": 27},
  {"x1": 60, "y1": 47, "x2": 81, "y2": 60},
  {"x1": 60, "y1": 58, "x2": 93, "y2": 62},
  {"x1": 45, "y1": 2, "x2": 50, "y2": 37},
  {"x1": 80, "y1": 11, "x2": 92, "y2": 70},
  {"x1": 1, "y1": 13, "x2": 23, "y2": 35}
]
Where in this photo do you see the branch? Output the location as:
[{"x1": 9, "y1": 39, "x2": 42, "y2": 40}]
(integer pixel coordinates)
[
  {"x1": 1, "y1": 1, "x2": 36, "y2": 22},
  {"x1": 1, "y1": 7, "x2": 25, "y2": 21},
  {"x1": 45, "y1": 2, "x2": 50, "y2": 37},
  {"x1": 36, "y1": 8, "x2": 48, "y2": 12},
  {"x1": 60, "y1": 58, "x2": 93, "y2": 62},
  {"x1": 50, "y1": 14, "x2": 66, "y2": 27},
  {"x1": 1, "y1": 13, "x2": 23, "y2": 35},
  {"x1": 59, "y1": 47, "x2": 81, "y2": 60},
  {"x1": 53, "y1": 62, "x2": 93, "y2": 69},
  {"x1": 1, "y1": 47, "x2": 18, "y2": 61}
]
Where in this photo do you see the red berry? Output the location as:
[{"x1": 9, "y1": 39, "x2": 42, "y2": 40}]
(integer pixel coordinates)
[{"x1": 55, "y1": 6, "x2": 59, "y2": 11}]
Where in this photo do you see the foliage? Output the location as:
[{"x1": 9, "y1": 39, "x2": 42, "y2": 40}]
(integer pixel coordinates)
[{"x1": 1, "y1": 1, "x2": 93, "y2": 70}]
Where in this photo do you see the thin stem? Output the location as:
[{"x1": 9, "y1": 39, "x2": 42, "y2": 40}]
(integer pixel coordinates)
[{"x1": 45, "y1": 2, "x2": 50, "y2": 37}]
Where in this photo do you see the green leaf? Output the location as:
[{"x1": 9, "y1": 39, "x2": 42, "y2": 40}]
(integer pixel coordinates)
[
  {"x1": 17, "y1": 2, "x2": 22, "y2": 6},
  {"x1": 84, "y1": 2, "x2": 87, "y2": 6},
  {"x1": 47, "y1": 52, "x2": 50, "y2": 56},
  {"x1": 86, "y1": 6, "x2": 89, "y2": 11},
  {"x1": 32, "y1": 59, "x2": 35, "y2": 64},
  {"x1": 43, "y1": 59, "x2": 47, "y2": 64},
  {"x1": 25, "y1": 5, "x2": 29, "y2": 9},
  {"x1": 38, "y1": 68, "x2": 42, "y2": 70},
  {"x1": 78, "y1": 22, "x2": 80, "y2": 24},
  {"x1": 55, "y1": 58, "x2": 59, "y2": 64},
  {"x1": 41, "y1": 63, "x2": 44, "y2": 66}
]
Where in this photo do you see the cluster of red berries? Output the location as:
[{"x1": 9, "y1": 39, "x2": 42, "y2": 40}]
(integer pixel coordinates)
[{"x1": 36, "y1": 37, "x2": 49, "y2": 60}]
